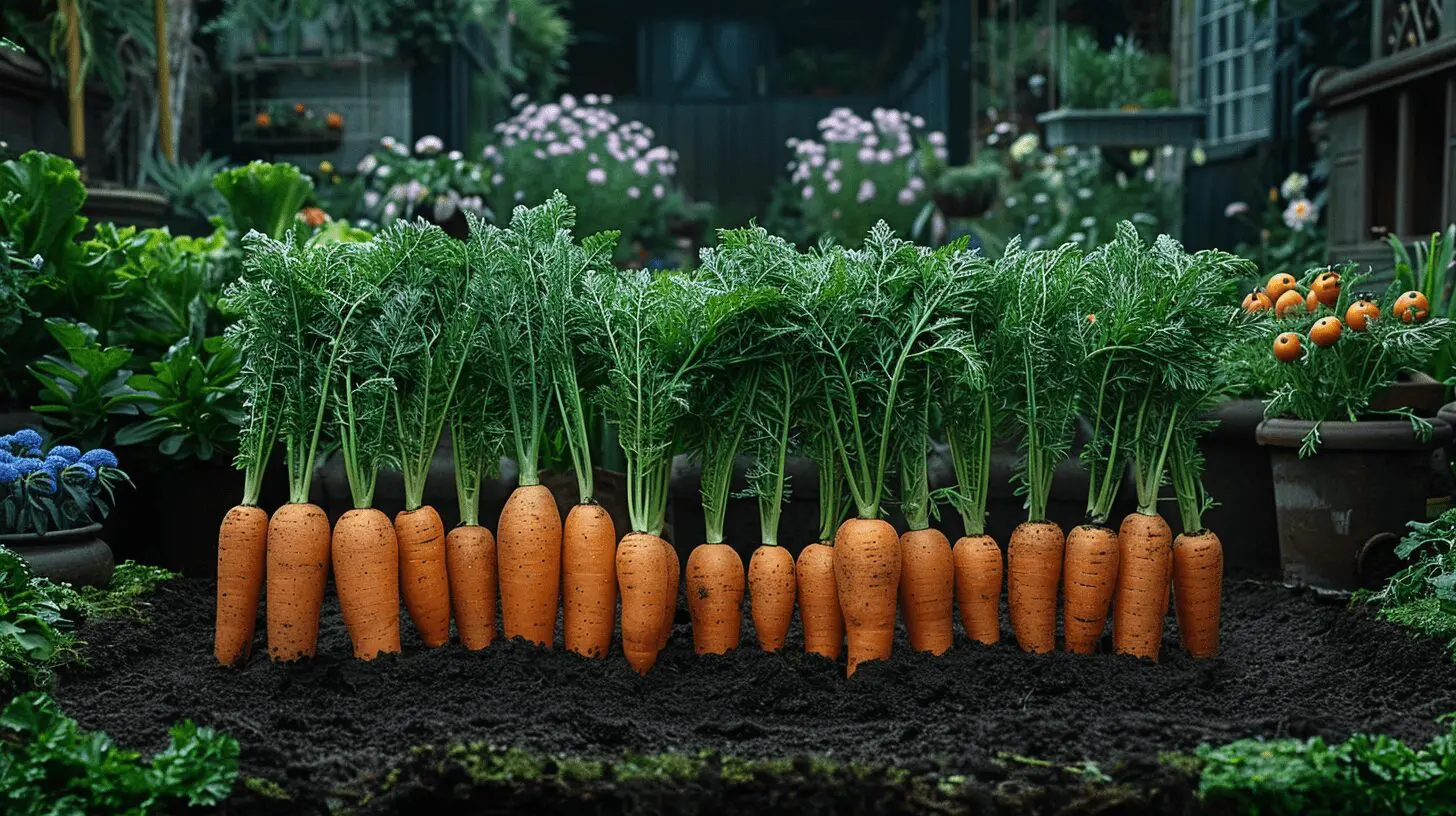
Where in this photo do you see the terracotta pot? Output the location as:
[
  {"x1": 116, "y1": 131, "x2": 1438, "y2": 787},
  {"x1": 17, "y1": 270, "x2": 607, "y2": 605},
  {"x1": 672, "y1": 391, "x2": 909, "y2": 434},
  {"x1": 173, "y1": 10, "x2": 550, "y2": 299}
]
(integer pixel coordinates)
[
  {"x1": 1, "y1": 524, "x2": 114, "y2": 588},
  {"x1": 1257, "y1": 416, "x2": 1452, "y2": 592}
]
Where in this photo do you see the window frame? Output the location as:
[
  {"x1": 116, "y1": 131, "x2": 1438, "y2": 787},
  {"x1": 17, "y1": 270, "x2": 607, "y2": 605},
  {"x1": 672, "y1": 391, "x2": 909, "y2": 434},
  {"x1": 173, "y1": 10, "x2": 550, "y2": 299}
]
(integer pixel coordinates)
[{"x1": 1192, "y1": 0, "x2": 1278, "y2": 148}]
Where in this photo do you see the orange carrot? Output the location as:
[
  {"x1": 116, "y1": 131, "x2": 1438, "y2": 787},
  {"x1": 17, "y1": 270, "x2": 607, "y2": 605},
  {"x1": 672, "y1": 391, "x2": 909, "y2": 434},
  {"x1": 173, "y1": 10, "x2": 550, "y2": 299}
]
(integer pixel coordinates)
[
  {"x1": 617, "y1": 532, "x2": 668, "y2": 673},
  {"x1": 952, "y1": 534, "x2": 1002, "y2": 645},
  {"x1": 446, "y1": 524, "x2": 497, "y2": 650},
  {"x1": 834, "y1": 517, "x2": 901, "y2": 675},
  {"x1": 266, "y1": 503, "x2": 331, "y2": 662},
  {"x1": 1113, "y1": 512, "x2": 1172, "y2": 660},
  {"x1": 562, "y1": 503, "x2": 617, "y2": 658},
  {"x1": 331, "y1": 508, "x2": 401, "y2": 659},
  {"x1": 497, "y1": 484, "x2": 563, "y2": 647},
  {"x1": 658, "y1": 538, "x2": 680, "y2": 651},
  {"x1": 1172, "y1": 529, "x2": 1223, "y2": 658},
  {"x1": 1061, "y1": 523, "x2": 1119, "y2": 654},
  {"x1": 396, "y1": 505, "x2": 451, "y2": 648},
  {"x1": 748, "y1": 545, "x2": 795, "y2": 651},
  {"x1": 685, "y1": 543, "x2": 744, "y2": 654},
  {"x1": 796, "y1": 542, "x2": 843, "y2": 659},
  {"x1": 899, "y1": 528, "x2": 953, "y2": 654},
  {"x1": 215, "y1": 505, "x2": 269, "y2": 667},
  {"x1": 1007, "y1": 521, "x2": 1064, "y2": 654}
]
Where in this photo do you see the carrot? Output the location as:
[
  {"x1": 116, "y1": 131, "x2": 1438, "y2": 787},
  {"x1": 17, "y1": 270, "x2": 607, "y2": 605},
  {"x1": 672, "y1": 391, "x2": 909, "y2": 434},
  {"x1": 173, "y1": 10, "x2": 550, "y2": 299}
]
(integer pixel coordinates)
[
  {"x1": 497, "y1": 484, "x2": 563, "y2": 647},
  {"x1": 266, "y1": 502, "x2": 331, "y2": 662},
  {"x1": 396, "y1": 505, "x2": 451, "y2": 648},
  {"x1": 1061, "y1": 523, "x2": 1119, "y2": 654},
  {"x1": 1113, "y1": 511, "x2": 1172, "y2": 660},
  {"x1": 748, "y1": 545, "x2": 795, "y2": 652},
  {"x1": 618, "y1": 532, "x2": 668, "y2": 673},
  {"x1": 331, "y1": 508, "x2": 401, "y2": 659},
  {"x1": 899, "y1": 528, "x2": 953, "y2": 654},
  {"x1": 952, "y1": 534, "x2": 1002, "y2": 645},
  {"x1": 835, "y1": 517, "x2": 901, "y2": 675},
  {"x1": 796, "y1": 542, "x2": 843, "y2": 659},
  {"x1": 562, "y1": 503, "x2": 617, "y2": 658},
  {"x1": 685, "y1": 543, "x2": 745, "y2": 654},
  {"x1": 658, "y1": 539, "x2": 680, "y2": 651},
  {"x1": 215, "y1": 505, "x2": 269, "y2": 667},
  {"x1": 1172, "y1": 529, "x2": 1223, "y2": 658},
  {"x1": 1007, "y1": 521, "x2": 1064, "y2": 654},
  {"x1": 446, "y1": 524, "x2": 497, "y2": 650}
]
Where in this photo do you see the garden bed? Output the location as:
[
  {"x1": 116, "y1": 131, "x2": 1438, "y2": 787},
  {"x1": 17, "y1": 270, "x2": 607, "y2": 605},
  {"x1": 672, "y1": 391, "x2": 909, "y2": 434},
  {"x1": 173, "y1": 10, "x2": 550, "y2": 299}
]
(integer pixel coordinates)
[{"x1": 46, "y1": 576, "x2": 1456, "y2": 814}]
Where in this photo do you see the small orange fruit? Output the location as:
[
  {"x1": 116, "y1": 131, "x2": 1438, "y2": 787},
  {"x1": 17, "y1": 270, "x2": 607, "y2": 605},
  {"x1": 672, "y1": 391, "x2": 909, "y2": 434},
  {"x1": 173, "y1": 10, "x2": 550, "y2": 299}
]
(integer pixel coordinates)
[
  {"x1": 1393, "y1": 290, "x2": 1431, "y2": 323},
  {"x1": 1310, "y1": 317, "x2": 1342, "y2": 348},
  {"x1": 1346, "y1": 299, "x2": 1379, "y2": 331},
  {"x1": 1313, "y1": 270, "x2": 1341, "y2": 306},
  {"x1": 1266, "y1": 273, "x2": 1298, "y2": 299},
  {"x1": 294, "y1": 102, "x2": 307, "y2": 115},
  {"x1": 1242, "y1": 290, "x2": 1273, "y2": 313},
  {"x1": 297, "y1": 206, "x2": 327, "y2": 227},
  {"x1": 326, "y1": 111, "x2": 343, "y2": 129},
  {"x1": 1305, "y1": 290, "x2": 1319, "y2": 313},
  {"x1": 1274, "y1": 289, "x2": 1305, "y2": 317},
  {"x1": 1273, "y1": 332, "x2": 1302, "y2": 362},
  {"x1": 255, "y1": 112, "x2": 271, "y2": 128}
]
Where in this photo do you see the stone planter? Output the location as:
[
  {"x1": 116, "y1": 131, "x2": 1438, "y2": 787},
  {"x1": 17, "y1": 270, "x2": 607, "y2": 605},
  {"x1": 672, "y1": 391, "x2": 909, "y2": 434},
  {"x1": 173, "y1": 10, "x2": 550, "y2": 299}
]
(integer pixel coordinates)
[
  {"x1": 0, "y1": 524, "x2": 114, "y2": 588},
  {"x1": 1257, "y1": 416, "x2": 1452, "y2": 592},
  {"x1": 1196, "y1": 398, "x2": 1279, "y2": 579},
  {"x1": 1036, "y1": 108, "x2": 1205, "y2": 148}
]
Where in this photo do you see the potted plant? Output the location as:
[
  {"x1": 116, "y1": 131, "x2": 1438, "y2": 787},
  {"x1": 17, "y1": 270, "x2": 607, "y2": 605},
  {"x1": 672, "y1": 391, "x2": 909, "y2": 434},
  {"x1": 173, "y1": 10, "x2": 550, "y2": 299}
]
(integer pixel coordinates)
[
  {"x1": 1035, "y1": 34, "x2": 1202, "y2": 147},
  {"x1": 1250, "y1": 266, "x2": 1456, "y2": 591},
  {"x1": 931, "y1": 160, "x2": 1002, "y2": 219},
  {"x1": 0, "y1": 428, "x2": 128, "y2": 586},
  {"x1": 237, "y1": 104, "x2": 345, "y2": 156}
]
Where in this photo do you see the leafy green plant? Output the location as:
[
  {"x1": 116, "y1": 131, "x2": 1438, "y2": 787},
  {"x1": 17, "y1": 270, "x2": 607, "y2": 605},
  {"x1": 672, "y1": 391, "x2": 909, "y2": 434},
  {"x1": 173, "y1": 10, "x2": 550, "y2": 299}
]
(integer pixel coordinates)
[
  {"x1": 932, "y1": 161, "x2": 1003, "y2": 202},
  {"x1": 1390, "y1": 225, "x2": 1456, "y2": 382},
  {"x1": 0, "y1": 429, "x2": 130, "y2": 535},
  {"x1": 142, "y1": 152, "x2": 229, "y2": 224},
  {"x1": 0, "y1": 151, "x2": 87, "y2": 276},
  {"x1": 1372, "y1": 509, "x2": 1456, "y2": 655},
  {"x1": 0, "y1": 237, "x2": 41, "y2": 347},
  {"x1": 354, "y1": 135, "x2": 491, "y2": 226},
  {"x1": 1197, "y1": 718, "x2": 1456, "y2": 814},
  {"x1": 29, "y1": 320, "x2": 150, "y2": 449},
  {"x1": 0, "y1": 546, "x2": 73, "y2": 688},
  {"x1": 213, "y1": 162, "x2": 315, "y2": 241},
  {"x1": 1061, "y1": 32, "x2": 1175, "y2": 110},
  {"x1": 115, "y1": 337, "x2": 244, "y2": 463},
  {"x1": 0, "y1": 691, "x2": 239, "y2": 815}
]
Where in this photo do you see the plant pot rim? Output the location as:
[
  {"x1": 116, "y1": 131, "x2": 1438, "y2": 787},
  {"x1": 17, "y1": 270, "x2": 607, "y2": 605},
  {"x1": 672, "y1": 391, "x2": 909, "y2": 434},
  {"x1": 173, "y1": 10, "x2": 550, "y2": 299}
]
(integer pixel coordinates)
[
  {"x1": 1439, "y1": 400, "x2": 1456, "y2": 425},
  {"x1": 1256, "y1": 417, "x2": 1452, "y2": 451},
  {"x1": 0, "y1": 522, "x2": 104, "y2": 544}
]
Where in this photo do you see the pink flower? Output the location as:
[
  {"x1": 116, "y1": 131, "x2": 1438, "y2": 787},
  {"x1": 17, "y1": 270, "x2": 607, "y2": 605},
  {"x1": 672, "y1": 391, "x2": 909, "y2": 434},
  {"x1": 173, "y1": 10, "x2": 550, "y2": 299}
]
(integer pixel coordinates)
[
  {"x1": 533, "y1": 149, "x2": 547, "y2": 160},
  {"x1": 491, "y1": 173, "x2": 504, "y2": 186},
  {"x1": 907, "y1": 176, "x2": 924, "y2": 192},
  {"x1": 587, "y1": 167, "x2": 608, "y2": 185},
  {"x1": 585, "y1": 93, "x2": 600, "y2": 105},
  {"x1": 897, "y1": 188, "x2": 916, "y2": 206},
  {"x1": 928, "y1": 131, "x2": 947, "y2": 146},
  {"x1": 652, "y1": 184, "x2": 665, "y2": 199},
  {"x1": 802, "y1": 186, "x2": 815, "y2": 200},
  {"x1": 627, "y1": 186, "x2": 641, "y2": 199},
  {"x1": 414, "y1": 135, "x2": 444, "y2": 154},
  {"x1": 857, "y1": 147, "x2": 876, "y2": 163},
  {"x1": 856, "y1": 180, "x2": 876, "y2": 203},
  {"x1": 876, "y1": 149, "x2": 894, "y2": 164},
  {"x1": 1224, "y1": 201, "x2": 1249, "y2": 218},
  {"x1": 634, "y1": 159, "x2": 651, "y2": 176},
  {"x1": 827, "y1": 179, "x2": 842, "y2": 194}
]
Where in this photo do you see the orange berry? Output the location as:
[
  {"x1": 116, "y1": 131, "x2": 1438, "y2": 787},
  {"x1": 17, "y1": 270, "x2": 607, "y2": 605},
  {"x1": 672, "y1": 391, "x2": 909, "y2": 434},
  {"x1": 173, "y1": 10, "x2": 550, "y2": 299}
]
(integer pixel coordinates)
[
  {"x1": 1273, "y1": 332, "x2": 1302, "y2": 362},
  {"x1": 1393, "y1": 290, "x2": 1431, "y2": 323},
  {"x1": 1310, "y1": 317, "x2": 1342, "y2": 348}
]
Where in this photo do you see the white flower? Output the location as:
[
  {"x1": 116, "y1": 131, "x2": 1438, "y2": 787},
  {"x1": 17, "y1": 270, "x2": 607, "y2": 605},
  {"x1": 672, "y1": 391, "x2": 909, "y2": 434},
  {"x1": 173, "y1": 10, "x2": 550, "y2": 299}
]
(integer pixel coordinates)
[
  {"x1": 601, "y1": 94, "x2": 614, "y2": 104},
  {"x1": 1280, "y1": 172, "x2": 1309, "y2": 200},
  {"x1": 561, "y1": 93, "x2": 577, "y2": 110},
  {"x1": 856, "y1": 179, "x2": 876, "y2": 203},
  {"x1": 907, "y1": 176, "x2": 924, "y2": 192},
  {"x1": 29, "y1": 254, "x2": 43, "y2": 270},
  {"x1": 827, "y1": 179, "x2": 843, "y2": 194},
  {"x1": 896, "y1": 188, "x2": 916, "y2": 206},
  {"x1": 381, "y1": 135, "x2": 397, "y2": 148},
  {"x1": 1144, "y1": 167, "x2": 1156, "y2": 182},
  {"x1": 1009, "y1": 133, "x2": 1039, "y2": 162},
  {"x1": 534, "y1": 149, "x2": 547, "y2": 160},
  {"x1": 1006, "y1": 196, "x2": 1019, "y2": 208},
  {"x1": 802, "y1": 186, "x2": 815, "y2": 200},
  {"x1": 356, "y1": 154, "x2": 378, "y2": 175},
  {"x1": 994, "y1": 121, "x2": 1013, "y2": 135},
  {"x1": 491, "y1": 173, "x2": 504, "y2": 186},
  {"x1": 1283, "y1": 198, "x2": 1318, "y2": 230},
  {"x1": 383, "y1": 201, "x2": 398, "y2": 219},
  {"x1": 988, "y1": 133, "x2": 1000, "y2": 145},
  {"x1": 514, "y1": 190, "x2": 526, "y2": 201},
  {"x1": 876, "y1": 149, "x2": 894, "y2": 164},
  {"x1": 652, "y1": 184, "x2": 665, "y2": 199},
  {"x1": 1116, "y1": 172, "x2": 1128, "y2": 189},
  {"x1": 363, "y1": 190, "x2": 381, "y2": 209},
  {"x1": 405, "y1": 180, "x2": 426, "y2": 201},
  {"x1": 1161, "y1": 145, "x2": 1175, "y2": 157},
  {"x1": 634, "y1": 158, "x2": 651, "y2": 176},
  {"x1": 376, "y1": 165, "x2": 392, "y2": 178},
  {"x1": 1068, "y1": 231, "x2": 1086, "y2": 243},
  {"x1": 587, "y1": 167, "x2": 607, "y2": 185},
  {"x1": 1076, "y1": 187, "x2": 1092, "y2": 200},
  {"x1": 434, "y1": 191, "x2": 460, "y2": 222},
  {"x1": 1224, "y1": 201, "x2": 1249, "y2": 218},
  {"x1": 1032, "y1": 193, "x2": 1050, "y2": 206},
  {"x1": 1080, "y1": 216, "x2": 1096, "y2": 228},
  {"x1": 460, "y1": 195, "x2": 484, "y2": 215},
  {"x1": 392, "y1": 143, "x2": 409, "y2": 157},
  {"x1": 927, "y1": 131, "x2": 946, "y2": 146},
  {"x1": 511, "y1": 93, "x2": 528, "y2": 109},
  {"x1": 627, "y1": 186, "x2": 641, "y2": 199},
  {"x1": 857, "y1": 147, "x2": 875, "y2": 163}
]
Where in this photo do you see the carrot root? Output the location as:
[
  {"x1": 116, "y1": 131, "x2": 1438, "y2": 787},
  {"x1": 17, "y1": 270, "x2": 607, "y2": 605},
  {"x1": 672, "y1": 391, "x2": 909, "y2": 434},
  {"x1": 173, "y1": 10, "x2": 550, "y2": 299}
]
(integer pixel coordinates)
[
  {"x1": 617, "y1": 532, "x2": 668, "y2": 674},
  {"x1": 1173, "y1": 529, "x2": 1223, "y2": 658},
  {"x1": 563, "y1": 503, "x2": 617, "y2": 659},
  {"x1": 685, "y1": 543, "x2": 745, "y2": 655},
  {"x1": 396, "y1": 506, "x2": 451, "y2": 648},
  {"x1": 748, "y1": 545, "x2": 795, "y2": 652},
  {"x1": 215, "y1": 505, "x2": 269, "y2": 667},
  {"x1": 796, "y1": 542, "x2": 843, "y2": 659},
  {"x1": 952, "y1": 534, "x2": 1002, "y2": 646},
  {"x1": 1113, "y1": 512, "x2": 1173, "y2": 661},
  {"x1": 835, "y1": 517, "x2": 901, "y2": 676},
  {"x1": 1007, "y1": 521, "x2": 1064, "y2": 654},
  {"x1": 657, "y1": 538, "x2": 680, "y2": 652},
  {"x1": 1062, "y1": 523, "x2": 1119, "y2": 655},
  {"x1": 332, "y1": 508, "x2": 401, "y2": 660},
  {"x1": 497, "y1": 484, "x2": 563, "y2": 647},
  {"x1": 266, "y1": 503, "x2": 331, "y2": 662},
  {"x1": 446, "y1": 524, "x2": 497, "y2": 651},
  {"x1": 899, "y1": 528, "x2": 953, "y2": 655}
]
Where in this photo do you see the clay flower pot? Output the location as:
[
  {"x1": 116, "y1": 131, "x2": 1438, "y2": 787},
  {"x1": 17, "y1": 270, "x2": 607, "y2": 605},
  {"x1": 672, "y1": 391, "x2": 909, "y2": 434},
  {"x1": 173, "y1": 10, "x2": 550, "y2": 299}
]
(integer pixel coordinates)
[
  {"x1": 1257, "y1": 416, "x2": 1452, "y2": 592},
  {"x1": 0, "y1": 523, "x2": 114, "y2": 587}
]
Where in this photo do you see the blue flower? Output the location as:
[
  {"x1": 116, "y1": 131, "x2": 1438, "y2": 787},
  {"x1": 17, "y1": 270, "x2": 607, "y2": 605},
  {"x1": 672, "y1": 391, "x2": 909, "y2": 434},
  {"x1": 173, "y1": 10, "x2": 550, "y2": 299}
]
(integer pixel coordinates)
[
  {"x1": 67, "y1": 462, "x2": 97, "y2": 481},
  {"x1": 49, "y1": 445, "x2": 81, "y2": 463},
  {"x1": 0, "y1": 462, "x2": 18, "y2": 485},
  {"x1": 79, "y1": 449, "x2": 118, "y2": 469},
  {"x1": 44, "y1": 455, "x2": 69, "y2": 471},
  {"x1": 0, "y1": 434, "x2": 12, "y2": 451},
  {"x1": 11, "y1": 457, "x2": 42, "y2": 475},
  {"x1": 0, "y1": 450, "x2": 12, "y2": 463},
  {"x1": 11, "y1": 429, "x2": 42, "y2": 450},
  {"x1": 23, "y1": 447, "x2": 41, "y2": 457}
]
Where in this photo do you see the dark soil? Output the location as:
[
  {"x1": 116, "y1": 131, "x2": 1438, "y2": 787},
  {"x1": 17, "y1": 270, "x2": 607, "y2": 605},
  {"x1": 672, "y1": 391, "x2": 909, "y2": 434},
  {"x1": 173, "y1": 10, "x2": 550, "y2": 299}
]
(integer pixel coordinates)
[{"x1": 47, "y1": 578, "x2": 1456, "y2": 815}]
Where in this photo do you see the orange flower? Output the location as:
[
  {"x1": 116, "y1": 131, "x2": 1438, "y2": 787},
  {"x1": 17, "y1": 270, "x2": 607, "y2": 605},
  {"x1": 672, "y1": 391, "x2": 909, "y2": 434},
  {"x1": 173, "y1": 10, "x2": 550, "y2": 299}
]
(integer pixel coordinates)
[
  {"x1": 326, "y1": 111, "x2": 343, "y2": 129},
  {"x1": 298, "y1": 206, "x2": 327, "y2": 227},
  {"x1": 294, "y1": 102, "x2": 307, "y2": 115},
  {"x1": 255, "y1": 112, "x2": 271, "y2": 128}
]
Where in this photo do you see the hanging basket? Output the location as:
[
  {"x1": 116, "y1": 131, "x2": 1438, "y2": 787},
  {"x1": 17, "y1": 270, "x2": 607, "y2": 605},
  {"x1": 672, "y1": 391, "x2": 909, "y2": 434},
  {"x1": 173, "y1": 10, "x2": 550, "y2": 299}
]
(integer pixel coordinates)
[{"x1": 1036, "y1": 108, "x2": 1205, "y2": 148}]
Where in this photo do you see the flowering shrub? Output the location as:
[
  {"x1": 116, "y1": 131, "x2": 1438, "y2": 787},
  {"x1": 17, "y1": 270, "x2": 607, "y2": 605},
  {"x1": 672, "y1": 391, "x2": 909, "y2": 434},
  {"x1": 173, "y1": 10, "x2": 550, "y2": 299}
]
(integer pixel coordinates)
[
  {"x1": 0, "y1": 430, "x2": 129, "y2": 535},
  {"x1": 486, "y1": 93, "x2": 681, "y2": 247},
  {"x1": 1226, "y1": 171, "x2": 1325, "y2": 286},
  {"x1": 977, "y1": 122, "x2": 1178, "y2": 254},
  {"x1": 784, "y1": 106, "x2": 946, "y2": 246},
  {"x1": 354, "y1": 135, "x2": 492, "y2": 226}
]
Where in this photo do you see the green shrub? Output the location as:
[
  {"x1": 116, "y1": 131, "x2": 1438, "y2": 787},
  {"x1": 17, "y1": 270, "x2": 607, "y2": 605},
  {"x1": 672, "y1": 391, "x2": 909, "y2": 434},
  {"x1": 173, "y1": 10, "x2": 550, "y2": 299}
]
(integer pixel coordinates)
[
  {"x1": 0, "y1": 692, "x2": 238, "y2": 815},
  {"x1": 1372, "y1": 509, "x2": 1456, "y2": 654}
]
